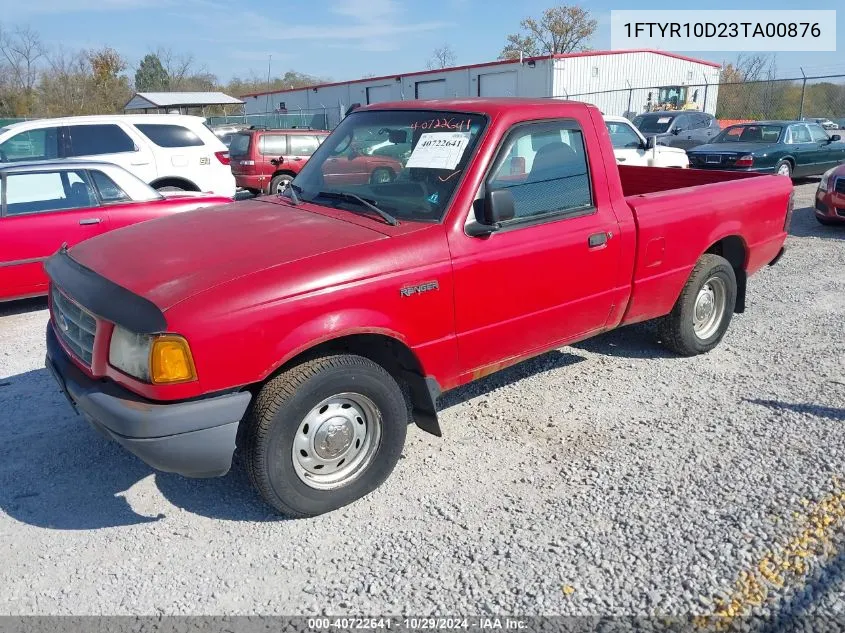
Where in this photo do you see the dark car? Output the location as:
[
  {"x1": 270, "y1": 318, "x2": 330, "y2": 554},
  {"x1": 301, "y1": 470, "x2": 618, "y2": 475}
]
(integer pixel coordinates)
[
  {"x1": 631, "y1": 111, "x2": 720, "y2": 150},
  {"x1": 687, "y1": 121, "x2": 845, "y2": 178}
]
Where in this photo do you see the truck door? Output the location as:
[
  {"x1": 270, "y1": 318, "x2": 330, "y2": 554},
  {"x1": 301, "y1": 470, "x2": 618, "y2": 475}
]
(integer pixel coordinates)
[{"x1": 448, "y1": 119, "x2": 621, "y2": 374}]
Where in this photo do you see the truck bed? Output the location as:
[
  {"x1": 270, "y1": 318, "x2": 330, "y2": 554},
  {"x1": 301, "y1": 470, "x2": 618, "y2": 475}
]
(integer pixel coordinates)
[{"x1": 616, "y1": 165, "x2": 792, "y2": 326}]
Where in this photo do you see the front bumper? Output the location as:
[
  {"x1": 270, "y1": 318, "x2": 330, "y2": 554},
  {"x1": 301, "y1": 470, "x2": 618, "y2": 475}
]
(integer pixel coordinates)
[
  {"x1": 815, "y1": 192, "x2": 845, "y2": 223},
  {"x1": 45, "y1": 325, "x2": 252, "y2": 478}
]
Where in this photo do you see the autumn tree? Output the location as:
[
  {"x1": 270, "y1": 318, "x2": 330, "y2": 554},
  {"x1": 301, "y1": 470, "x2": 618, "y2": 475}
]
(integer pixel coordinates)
[
  {"x1": 426, "y1": 44, "x2": 456, "y2": 70},
  {"x1": 499, "y1": 5, "x2": 596, "y2": 60}
]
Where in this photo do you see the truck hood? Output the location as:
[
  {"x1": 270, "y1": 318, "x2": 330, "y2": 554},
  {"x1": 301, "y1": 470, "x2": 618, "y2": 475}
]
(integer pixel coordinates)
[
  {"x1": 655, "y1": 145, "x2": 686, "y2": 155},
  {"x1": 68, "y1": 199, "x2": 388, "y2": 311}
]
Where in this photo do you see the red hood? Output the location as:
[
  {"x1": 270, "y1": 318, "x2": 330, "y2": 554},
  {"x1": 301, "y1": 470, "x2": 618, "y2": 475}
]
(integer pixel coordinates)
[
  {"x1": 69, "y1": 198, "x2": 388, "y2": 310},
  {"x1": 159, "y1": 191, "x2": 229, "y2": 201}
]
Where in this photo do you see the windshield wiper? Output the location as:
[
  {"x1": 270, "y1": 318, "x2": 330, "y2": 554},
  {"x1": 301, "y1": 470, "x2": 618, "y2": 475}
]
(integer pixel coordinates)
[{"x1": 314, "y1": 190, "x2": 399, "y2": 226}]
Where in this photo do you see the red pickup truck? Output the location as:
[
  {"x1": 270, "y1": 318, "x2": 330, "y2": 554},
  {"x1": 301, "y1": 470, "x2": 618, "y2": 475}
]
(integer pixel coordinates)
[{"x1": 43, "y1": 99, "x2": 792, "y2": 517}]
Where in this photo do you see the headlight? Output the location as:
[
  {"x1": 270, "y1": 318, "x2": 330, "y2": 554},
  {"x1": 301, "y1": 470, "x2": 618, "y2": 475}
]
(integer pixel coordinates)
[
  {"x1": 109, "y1": 326, "x2": 196, "y2": 384},
  {"x1": 818, "y1": 168, "x2": 835, "y2": 192}
]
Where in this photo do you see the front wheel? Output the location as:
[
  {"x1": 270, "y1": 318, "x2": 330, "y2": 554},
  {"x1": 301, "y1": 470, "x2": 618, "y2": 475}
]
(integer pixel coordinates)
[
  {"x1": 657, "y1": 254, "x2": 737, "y2": 356},
  {"x1": 369, "y1": 167, "x2": 395, "y2": 184},
  {"x1": 774, "y1": 160, "x2": 792, "y2": 178},
  {"x1": 244, "y1": 354, "x2": 408, "y2": 517}
]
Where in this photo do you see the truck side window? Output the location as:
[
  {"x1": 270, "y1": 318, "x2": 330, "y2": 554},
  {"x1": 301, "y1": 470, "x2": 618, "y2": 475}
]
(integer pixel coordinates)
[{"x1": 487, "y1": 121, "x2": 592, "y2": 221}]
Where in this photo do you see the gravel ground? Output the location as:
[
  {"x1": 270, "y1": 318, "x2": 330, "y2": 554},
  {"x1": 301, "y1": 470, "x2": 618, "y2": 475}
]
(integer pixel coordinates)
[{"x1": 0, "y1": 180, "x2": 843, "y2": 618}]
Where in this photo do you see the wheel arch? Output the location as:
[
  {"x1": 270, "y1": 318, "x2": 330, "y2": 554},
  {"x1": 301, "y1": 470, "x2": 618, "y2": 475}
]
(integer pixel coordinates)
[
  {"x1": 705, "y1": 234, "x2": 748, "y2": 313},
  {"x1": 257, "y1": 328, "x2": 441, "y2": 437},
  {"x1": 150, "y1": 176, "x2": 200, "y2": 191}
]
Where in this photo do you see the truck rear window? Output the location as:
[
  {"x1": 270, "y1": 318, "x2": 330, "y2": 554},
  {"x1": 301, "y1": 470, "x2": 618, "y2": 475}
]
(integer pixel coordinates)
[{"x1": 228, "y1": 133, "x2": 251, "y2": 157}]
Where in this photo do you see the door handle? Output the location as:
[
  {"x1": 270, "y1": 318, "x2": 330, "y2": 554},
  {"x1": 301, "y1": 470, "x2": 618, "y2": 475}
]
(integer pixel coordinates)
[
  {"x1": 292, "y1": 157, "x2": 303, "y2": 161},
  {"x1": 588, "y1": 232, "x2": 610, "y2": 248},
  {"x1": 79, "y1": 218, "x2": 101, "y2": 225},
  {"x1": 617, "y1": 157, "x2": 627, "y2": 162},
  {"x1": 130, "y1": 161, "x2": 150, "y2": 166}
]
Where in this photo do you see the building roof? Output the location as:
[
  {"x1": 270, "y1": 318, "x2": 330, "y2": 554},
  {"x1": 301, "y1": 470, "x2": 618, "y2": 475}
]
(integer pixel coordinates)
[
  {"x1": 240, "y1": 49, "x2": 723, "y2": 99},
  {"x1": 124, "y1": 92, "x2": 244, "y2": 110}
]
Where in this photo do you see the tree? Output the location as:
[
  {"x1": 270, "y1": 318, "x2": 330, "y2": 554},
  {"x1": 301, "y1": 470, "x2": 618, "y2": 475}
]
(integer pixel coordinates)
[
  {"x1": 135, "y1": 53, "x2": 169, "y2": 92},
  {"x1": 720, "y1": 54, "x2": 776, "y2": 83},
  {"x1": 280, "y1": 70, "x2": 326, "y2": 89},
  {"x1": 87, "y1": 47, "x2": 131, "y2": 113},
  {"x1": 426, "y1": 44, "x2": 456, "y2": 70},
  {"x1": 499, "y1": 5, "x2": 596, "y2": 60},
  {"x1": 0, "y1": 25, "x2": 44, "y2": 115}
]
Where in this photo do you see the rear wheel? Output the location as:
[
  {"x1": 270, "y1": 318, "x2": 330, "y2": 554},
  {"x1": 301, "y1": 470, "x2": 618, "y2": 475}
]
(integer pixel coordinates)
[
  {"x1": 244, "y1": 354, "x2": 408, "y2": 517},
  {"x1": 775, "y1": 160, "x2": 792, "y2": 178},
  {"x1": 269, "y1": 173, "x2": 294, "y2": 195},
  {"x1": 816, "y1": 215, "x2": 838, "y2": 226},
  {"x1": 657, "y1": 254, "x2": 737, "y2": 356},
  {"x1": 156, "y1": 185, "x2": 186, "y2": 192}
]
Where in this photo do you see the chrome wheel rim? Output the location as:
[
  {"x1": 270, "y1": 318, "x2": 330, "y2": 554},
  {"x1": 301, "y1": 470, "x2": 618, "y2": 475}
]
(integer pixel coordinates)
[
  {"x1": 372, "y1": 170, "x2": 391, "y2": 184},
  {"x1": 292, "y1": 392, "x2": 382, "y2": 490},
  {"x1": 693, "y1": 276, "x2": 727, "y2": 340},
  {"x1": 276, "y1": 177, "x2": 292, "y2": 194},
  {"x1": 777, "y1": 163, "x2": 790, "y2": 177}
]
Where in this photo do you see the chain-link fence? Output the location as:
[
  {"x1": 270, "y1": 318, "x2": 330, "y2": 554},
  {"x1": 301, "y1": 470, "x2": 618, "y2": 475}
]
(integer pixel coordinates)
[
  {"x1": 206, "y1": 107, "x2": 342, "y2": 131},
  {"x1": 560, "y1": 74, "x2": 845, "y2": 125}
]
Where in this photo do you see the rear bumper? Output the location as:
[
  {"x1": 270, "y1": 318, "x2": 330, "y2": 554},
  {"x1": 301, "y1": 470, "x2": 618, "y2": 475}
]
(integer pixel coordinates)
[
  {"x1": 234, "y1": 174, "x2": 266, "y2": 191},
  {"x1": 46, "y1": 325, "x2": 252, "y2": 477}
]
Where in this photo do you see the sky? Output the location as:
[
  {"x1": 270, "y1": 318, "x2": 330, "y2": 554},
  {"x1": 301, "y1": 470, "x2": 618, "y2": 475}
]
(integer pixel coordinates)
[{"x1": 4, "y1": 0, "x2": 843, "y2": 84}]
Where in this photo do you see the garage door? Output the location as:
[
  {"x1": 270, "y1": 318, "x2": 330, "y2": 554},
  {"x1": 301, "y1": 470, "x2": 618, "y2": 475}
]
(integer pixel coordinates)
[
  {"x1": 366, "y1": 85, "x2": 393, "y2": 104},
  {"x1": 478, "y1": 71, "x2": 517, "y2": 97},
  {"x1": 415, "y1": 79, "x2": 447, "y2": 99}
]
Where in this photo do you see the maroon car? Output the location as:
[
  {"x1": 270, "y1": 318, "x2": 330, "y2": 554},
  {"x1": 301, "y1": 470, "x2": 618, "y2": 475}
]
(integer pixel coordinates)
[
  {"x1": 0, "y1": 160, "x2": 230, "y2": 302},
  {"x1": 816, "y1": 164, "x2": 845, "y2": 225}
]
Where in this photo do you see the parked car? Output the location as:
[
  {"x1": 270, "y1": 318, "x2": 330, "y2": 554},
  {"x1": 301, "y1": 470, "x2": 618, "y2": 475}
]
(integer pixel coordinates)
[
  {"x1": 0, "y1": 115, "x2": 235, "y2": 197},
  {"x1": 0, "y1": 160, "x2": 231, "y2": 303},
  {"x1": 604, "y1": 115, "x2": 689, "y2": 168},
  {"x1": 631, "y1": 111, "x2": 720, "y2": 149},
  {"x1": 43, "y1": 98, "x2": 791, "y2": 517},
  {"x1": 687, "y1": 121, "x2": 845, "y2": 178},
  {"x1": 803, "y1": 117, "x2": 838, "y2": 130},
  {"x1": 815, "y1": 164, "x2": 845, "y2": 225},
  {"x1": 228, "y1": 128, "x2": 330, "y2": 195},
  {"x1": 209, "y1": 124, "x2": 249, "y2": 148}
]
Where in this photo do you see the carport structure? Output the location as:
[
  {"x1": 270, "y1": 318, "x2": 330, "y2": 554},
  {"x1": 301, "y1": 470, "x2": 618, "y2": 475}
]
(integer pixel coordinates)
[{"x1": 123, "y1": 92, "x2": 245, "y2": 116}]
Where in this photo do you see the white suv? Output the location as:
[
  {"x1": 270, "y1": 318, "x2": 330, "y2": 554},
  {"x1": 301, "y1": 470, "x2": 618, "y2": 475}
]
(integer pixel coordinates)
[{"x1": 0, "y1": 114, "x2": 236, "y2": 197}]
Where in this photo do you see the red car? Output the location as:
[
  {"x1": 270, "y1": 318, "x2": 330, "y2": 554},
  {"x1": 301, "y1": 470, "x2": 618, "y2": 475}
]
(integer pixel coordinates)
[
  {"x1": 44, "y1": 99, "x2": 791, "y2": 517},
  {"x1": 228, "y1": 128, "x2": 330, "y2": 195},
  {"x1": 0, "y1": 161, "x2": 230, "y2": 302},
  {"x1": 815, "y1": 164, "x2": 845, "y2": 225}
]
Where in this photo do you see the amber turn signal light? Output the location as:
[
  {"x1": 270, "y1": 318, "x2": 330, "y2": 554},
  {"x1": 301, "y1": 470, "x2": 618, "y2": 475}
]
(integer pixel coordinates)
[{"x1": 150, "y1": 335, "x2": 197, "y2": 384}]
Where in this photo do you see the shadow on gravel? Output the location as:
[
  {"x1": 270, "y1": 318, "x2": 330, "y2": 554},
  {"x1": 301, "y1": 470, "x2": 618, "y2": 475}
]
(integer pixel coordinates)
[
  {"x1": 0, "y1": 368, "x2": 280, "y2": 528},
  {"x1": 571, "y1": 321, "x2": 674, "y2": 360},
  {"x1": 0, "y1": 297, "x2": 48, "y2": 317},
  {"x1": 438, "y1": 349, "x2": 587, "y2": 410},
  {"x1": 789, "y1": 205, "x2": 845, "y2": 240},
  {"x1": 745, "y1": 398, "x2": 845, "y2": 421},
  {"x1": 761, "y1": 547, "x2": 845, "y2": 633}
]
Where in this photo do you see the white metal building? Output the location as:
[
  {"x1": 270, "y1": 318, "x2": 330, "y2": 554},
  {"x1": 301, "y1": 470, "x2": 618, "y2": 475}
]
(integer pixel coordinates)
[{"x1": 241, "y1": 49, "x2": 722, "y2": 122}]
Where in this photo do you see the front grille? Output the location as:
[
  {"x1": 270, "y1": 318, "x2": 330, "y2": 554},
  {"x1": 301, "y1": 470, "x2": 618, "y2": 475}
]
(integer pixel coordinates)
[
  {"x1": 835, "y1": 178, "x2": 845, "y2": 194},
  {"x1": 51, "y1": 287, "x2": 96, "y2": 367}
]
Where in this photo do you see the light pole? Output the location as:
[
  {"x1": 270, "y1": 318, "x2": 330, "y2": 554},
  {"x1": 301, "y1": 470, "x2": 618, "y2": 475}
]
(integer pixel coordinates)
[{"x1": 264, "y1": 54, "x2": 273, "y2": 117}]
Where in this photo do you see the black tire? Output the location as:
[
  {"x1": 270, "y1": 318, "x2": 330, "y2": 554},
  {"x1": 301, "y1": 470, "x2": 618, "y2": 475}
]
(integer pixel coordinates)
[
  {"x1": 774, "y1": 159, "x2": 792, "y2": 179},
  {"x1": 816, "y1": 215, "x2": 837, "y2": 226},
  {"x1": 269, "y1": 173, "x2": 294, "y2": 195},
  {"x1": 657, "y1": 254, "x2": 737, "y2": 356},
  {"x1": 246, "y1": 188, "x2": 261, "y2": 197},
  {"x1": 369, "y1": 167, "x2": 394, "y2": 185},
  {"x1": 244, "y1": 354, "x2": 408, "y2": 517}
]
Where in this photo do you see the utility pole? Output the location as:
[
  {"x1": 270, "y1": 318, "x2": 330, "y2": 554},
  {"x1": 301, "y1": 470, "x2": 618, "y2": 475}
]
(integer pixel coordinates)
[
  {"x1": 264, "y1": 54, "x2": 273, "y2": 116},
  {"x1": 798, "y1": 67, "x2": 807, "y2": 120}
]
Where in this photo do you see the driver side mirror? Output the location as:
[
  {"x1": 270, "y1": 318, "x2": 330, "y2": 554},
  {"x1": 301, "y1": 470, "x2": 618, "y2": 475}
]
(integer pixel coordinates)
[
  {"x1": 466, "y1": 188, "x2": 515, "y2": 236},
  {"x1": 671, "y1": 127, "x2": 682, "y2": 135},
  {"x1": 644, "y1": 136, "x2": 657, "y2": 150},
  {"x1": 830, "y1": 134, "x2": 841, "y2": 142}
]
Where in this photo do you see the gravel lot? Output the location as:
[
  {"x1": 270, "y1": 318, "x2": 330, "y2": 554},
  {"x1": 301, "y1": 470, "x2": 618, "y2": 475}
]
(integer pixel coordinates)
[{"x1": 0, "y1": 180, "x2": 843, "y2": 619}]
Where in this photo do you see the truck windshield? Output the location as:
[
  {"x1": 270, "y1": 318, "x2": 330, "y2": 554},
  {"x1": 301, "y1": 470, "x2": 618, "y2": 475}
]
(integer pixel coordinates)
[{"x1": 290, "y1": 109, "x2": 487, "y2": 223}]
